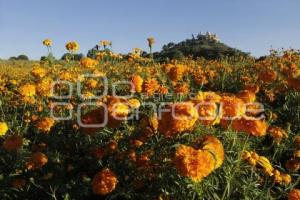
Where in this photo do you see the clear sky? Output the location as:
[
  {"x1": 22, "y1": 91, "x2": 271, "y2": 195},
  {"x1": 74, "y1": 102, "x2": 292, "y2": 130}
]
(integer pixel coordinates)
[{"x1": 0, "y1": 0, "x2": 300, "y2": 60}]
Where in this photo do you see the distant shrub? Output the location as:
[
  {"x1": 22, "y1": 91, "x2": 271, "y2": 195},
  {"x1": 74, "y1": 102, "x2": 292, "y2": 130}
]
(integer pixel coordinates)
[
  {"x1": 17, "y1": 54, "x2": 29, "y2": 60},
  {"x1": 61, "y1": 53, "x2": 84, "y2": 61}
]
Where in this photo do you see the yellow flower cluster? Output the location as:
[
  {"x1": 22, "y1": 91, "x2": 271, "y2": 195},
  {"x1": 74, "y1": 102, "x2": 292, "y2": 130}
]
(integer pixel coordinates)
[
  {"x1": 80, "y1": 57, "x2": 98, "y2": 69},
  {"x1": 242, "y1": 151, "x2": 291, "y2": 184}
]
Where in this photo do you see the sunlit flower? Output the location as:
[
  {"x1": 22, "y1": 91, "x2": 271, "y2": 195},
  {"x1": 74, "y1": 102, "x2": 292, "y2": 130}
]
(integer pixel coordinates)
[
  {"x1": 19, "y1": 84, "x2": 36, "y2": 97},
  {"x1": 232, "y1": 117, "x2": 268, "y2": 136},
  {"x1": 0, "y1": 122, "x2": 8, "y2": 136},
  {"x1": 174, "y1": 144, "x2": 215, "y2": 182},
  {"x1": 65, "y1": 41, "x2": 80, "y2": 53},
  {"x1": 80, "y1": 57, "x2": 98, "y2": 69},
  {"x1": 158, "y1": 102, "x2": 198, "y2": 137},
  {"x1": 43, "y1": 39, "x2": 52, "y2": 47},
  {"x1": 142, "y1": 78, "x2": 160, "y2": 96},
  {"x1": 131, "y1": 75, "x2": 143, "y2": 93}
]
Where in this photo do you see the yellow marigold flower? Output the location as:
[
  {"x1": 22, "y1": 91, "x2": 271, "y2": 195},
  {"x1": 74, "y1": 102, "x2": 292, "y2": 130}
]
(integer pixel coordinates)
[
  {"x1": 26, "y1": 152, "x2": 48, "y2": 170},
  {"x1": 80, "y1": 57, "x2": 98, "y2": 69},
  {"x1": 92, "y1": 168, "x2": 118, "y2": 195},
  {"x1": 36, "y1": 78, "x2": 53, "y2": 97},
  {"x1": 65, "y1": 41, "x2": 80, "y2": 52},
  {"x1": 174, "y1": 144, "x2": 215, "y2": 182},
  {"x1": 131, "y1": 75, "x2": 143, "y2": 93},
  {"x1": 147, "y1": 37, "x2": 155, "y2": 47},
  {"x1": 36, "y1": 117, "x2": 55, "y2": 132},
  {"x1": 200, "y1": 135, "x2": 225, "y2": 169},
  {"x1": 288, "y1": 189, "x2": 300, "y2": 200},
  {"x1": 128, "y1": 98, "x2": 141, "y2": 109},
  {"x1": 100, "y1": 40, "x2": 112, "y2": 47},
  {"x1": 85, "y1": 79, "x2": 98, "y2": 89},
  {"x1": 43, "y1": 39, "x2": 52, "y2": 46},
  {"x1": 19, "y1": 84, "x2": 36, "y2": 97},
  {"x1": 0, "y1": 122, "x2": 8, "y2": 136},
  {"x1": 31, "y1": 66, "x2": 47, "y2": 79},
  {"x1": 158, "y1": 102, "x2": 198, "y2": 137},
  {"x1": 2, "y1": 135, "x2": 23, "y2": 152},
  {"x1": 108, "y1": 97, "x2": 130, "y2": 119},
  {"x1": 281, "y1": 173, "x2": 292, "y2": 185},
  {"x1": 257, "y1": 156, "x2": 274, "y2": 174}
]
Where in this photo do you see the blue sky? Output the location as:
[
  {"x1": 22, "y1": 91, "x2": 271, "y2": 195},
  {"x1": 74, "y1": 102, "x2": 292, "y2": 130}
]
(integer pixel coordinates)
[{"x1": 0, "y1": 0, "x2": 300, "y2": 59}]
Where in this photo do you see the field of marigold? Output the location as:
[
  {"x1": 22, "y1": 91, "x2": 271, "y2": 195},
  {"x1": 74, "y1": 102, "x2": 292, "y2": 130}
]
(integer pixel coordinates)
[{"x1": 0, "y1": 40, "x2": 300, "y2": 200}]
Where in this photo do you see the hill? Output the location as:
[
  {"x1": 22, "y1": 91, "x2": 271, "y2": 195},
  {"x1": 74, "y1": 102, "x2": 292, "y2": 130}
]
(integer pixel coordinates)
[{"x1": 154, "y1": 32, "x2": 249, "y2": 61}]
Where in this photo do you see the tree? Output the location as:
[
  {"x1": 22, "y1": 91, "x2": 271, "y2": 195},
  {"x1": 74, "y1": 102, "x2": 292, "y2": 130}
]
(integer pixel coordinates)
[{"x1": 17, "y1": 54, "x2": 29, "y2": 60}]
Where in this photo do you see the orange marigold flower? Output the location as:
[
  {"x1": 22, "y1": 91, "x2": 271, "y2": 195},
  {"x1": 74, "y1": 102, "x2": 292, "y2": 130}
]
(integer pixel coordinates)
[
  {"x1": 268, "y1": 126, "x2": 288, "y2": 143},
  {"x1": 285, "y1": 159, "x2": 300, "y2": 172},
  {"x1": 36, "y1": 117, "x2": 55, "y2": 132},
  {"x1": 287, "y1": 77, "x2": 300, "y2": 91},
  {"x1": 259, "y1": 69, "x2": 277, "y2": 83},
  {"x1": 142, "y1": 78, "x2": 160, "y2": 96},
  {"x1": 92, "y1": 168, "x2": 118, "y2": 195},
  {"x1": 168, "y1": 64, "x2": 186, "y2": 81},
  {"x1": 288, "y1": 189, "x2": 300, "y2": 200},
  {"x1": 90, "y1": 147, "x2": 106, "y2": 159},
  {"x1": 220, "y1": 95, "x2": 245, "y2": 128},
  {"x1": 2, "y1": 135, "x2": 23, "y2": 152},
  {"x1": 244, "y1": 84, "x2": 260, "y2": 94},
  {"x1": 26, "y1": 152, "x2": 48, "y2": 170},
  {"x1": 174, "y1": 144, "x2": 215, "y2": 182},
  {"x1": 158, "y1": 85, "x2": 168, "y2": 94},
  {"x1": 236, "y1": 90, "x2": 256, "y2": 103},
  {"x1": 174, "y1": 83, "x2": 189, "y2": 95},
  {"x1": 158, "y1": 102, "x2": 198, "y2": 137},
  {"x1": 232, "y1": 117, "x2": 268, "y2": 136},
  {"x1": 200, "y1": 135, "x2": 224, "y2": 168},
  {"x1": 131, "y1": 75, "x2": 143, "y2": 93},
  {"x1": 193, "y1": 91, "x2": 221, "y2": 103}
]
